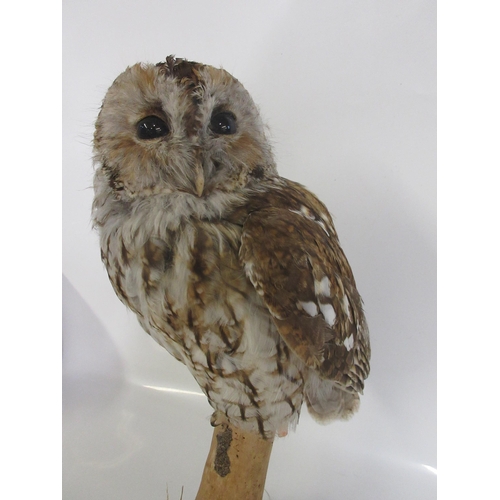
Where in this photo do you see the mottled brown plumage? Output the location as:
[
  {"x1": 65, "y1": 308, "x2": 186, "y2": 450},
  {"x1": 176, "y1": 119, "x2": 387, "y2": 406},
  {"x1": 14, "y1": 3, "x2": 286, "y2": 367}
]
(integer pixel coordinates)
[{"x1": 92, "y1": 56, "x2": 370, "y2": 439}]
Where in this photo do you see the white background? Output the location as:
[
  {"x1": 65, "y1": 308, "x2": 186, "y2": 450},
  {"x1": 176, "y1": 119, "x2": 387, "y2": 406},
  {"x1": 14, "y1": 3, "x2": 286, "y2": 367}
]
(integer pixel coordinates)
[{"x1": 62, "y1": 1, "x2": 436, "y2": 498}]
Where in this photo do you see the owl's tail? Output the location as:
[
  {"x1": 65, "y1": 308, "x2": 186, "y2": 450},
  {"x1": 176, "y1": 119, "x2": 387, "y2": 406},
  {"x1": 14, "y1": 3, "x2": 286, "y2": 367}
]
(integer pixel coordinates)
[{"x1": 304, "y1": 371, "x2": 360, "y2": 423}]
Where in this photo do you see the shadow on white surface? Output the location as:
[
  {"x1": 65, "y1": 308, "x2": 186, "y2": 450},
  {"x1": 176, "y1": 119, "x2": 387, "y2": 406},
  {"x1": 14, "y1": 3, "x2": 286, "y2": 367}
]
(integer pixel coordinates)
[{"x1": 63, "y1": 274, "x2": 124, "y2": 379}]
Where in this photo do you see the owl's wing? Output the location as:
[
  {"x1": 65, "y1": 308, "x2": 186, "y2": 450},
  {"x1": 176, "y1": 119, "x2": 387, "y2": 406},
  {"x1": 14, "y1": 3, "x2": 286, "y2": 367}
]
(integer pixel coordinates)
[{"x1": 239, "y1": 202, "x2": 370, "y2": 394}]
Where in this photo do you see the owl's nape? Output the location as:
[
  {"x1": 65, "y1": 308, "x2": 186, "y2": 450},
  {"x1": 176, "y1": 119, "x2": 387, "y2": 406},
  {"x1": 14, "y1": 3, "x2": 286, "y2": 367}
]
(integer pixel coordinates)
[{"x1": 92, "y1": 55, "x2": 369, "y2": 498}]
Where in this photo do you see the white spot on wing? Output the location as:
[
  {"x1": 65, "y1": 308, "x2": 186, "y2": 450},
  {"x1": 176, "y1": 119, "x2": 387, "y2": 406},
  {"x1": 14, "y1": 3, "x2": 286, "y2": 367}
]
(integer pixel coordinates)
[
  {"x1": 289, "y1": 207, "x2": 330, "y2": 236},
  {"x1": 315, "y1": 276, "x2": 331, "y2": 297},
  {"x1": 315, "y1": 220, "x2": 330, "y2": 236},
  {"x1": 298, "y1": 301, "x2": 318, "y2": 317},
  {"x1": 344, "y1": 334, "x2": 354, "y2": 350},
  {"x1": 342, "y1": 295, "x2": 352, "y2": 322},
  {"x1": 244, "y1": 262, "x2": 254, "y2": 276},
  {"x1": 319, "y1": 303, "x2": 336, "y2": 326}
]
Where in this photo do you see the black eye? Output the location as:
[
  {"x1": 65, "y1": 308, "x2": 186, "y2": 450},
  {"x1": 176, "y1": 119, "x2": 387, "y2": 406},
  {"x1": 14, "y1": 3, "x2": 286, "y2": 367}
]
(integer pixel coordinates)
[
  {"x1": 210, "y1": 111, "x2": 237, "y2": 135},
  {"x1": 136, "y1": 116, "x2": 169, "y2": 140}
]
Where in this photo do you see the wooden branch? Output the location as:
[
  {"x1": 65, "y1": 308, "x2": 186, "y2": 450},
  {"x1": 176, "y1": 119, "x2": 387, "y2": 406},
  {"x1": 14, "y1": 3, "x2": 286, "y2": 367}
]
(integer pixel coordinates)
[{"x1": 195, "y1": 421, "x2": 274, "y2": 500}]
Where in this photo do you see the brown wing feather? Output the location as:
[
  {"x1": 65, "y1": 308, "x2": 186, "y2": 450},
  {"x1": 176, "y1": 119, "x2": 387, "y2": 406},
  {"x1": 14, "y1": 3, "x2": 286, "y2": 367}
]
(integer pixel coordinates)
[{"x1": 238, "y1": 180, "x2": 370, "y2": 394}]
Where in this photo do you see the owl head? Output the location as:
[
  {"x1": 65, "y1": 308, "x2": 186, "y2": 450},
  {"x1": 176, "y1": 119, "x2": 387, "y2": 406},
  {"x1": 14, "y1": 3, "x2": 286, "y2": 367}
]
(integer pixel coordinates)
[{"x1": 93, "y1": 56, "x2": 276, "y2": 200}]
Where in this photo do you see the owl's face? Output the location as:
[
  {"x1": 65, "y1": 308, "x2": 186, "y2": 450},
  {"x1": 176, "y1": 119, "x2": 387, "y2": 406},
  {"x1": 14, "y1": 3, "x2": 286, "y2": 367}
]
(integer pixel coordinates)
[{"x1": 94, "y1": 56, "x2": 276, "y2": 200}]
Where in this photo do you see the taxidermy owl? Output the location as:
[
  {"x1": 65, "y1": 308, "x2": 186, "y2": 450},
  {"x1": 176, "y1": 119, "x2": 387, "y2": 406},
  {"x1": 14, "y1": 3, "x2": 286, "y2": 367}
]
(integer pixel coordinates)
[{"x1": 92, "y1": 56, "x2": 370, "y2": 439}]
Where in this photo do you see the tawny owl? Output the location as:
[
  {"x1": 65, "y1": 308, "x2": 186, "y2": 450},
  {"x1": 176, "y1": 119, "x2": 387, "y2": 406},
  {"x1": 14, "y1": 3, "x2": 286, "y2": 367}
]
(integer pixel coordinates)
[{"x1": 92, "y1": 56, "x2": 370, "y2": 439}]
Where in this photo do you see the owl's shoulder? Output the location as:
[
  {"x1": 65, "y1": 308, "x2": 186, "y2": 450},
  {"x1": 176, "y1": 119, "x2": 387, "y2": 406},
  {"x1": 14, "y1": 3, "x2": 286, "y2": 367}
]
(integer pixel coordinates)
[{"x1": 227, "y1": 177, "x2": 337, "y2": 236}]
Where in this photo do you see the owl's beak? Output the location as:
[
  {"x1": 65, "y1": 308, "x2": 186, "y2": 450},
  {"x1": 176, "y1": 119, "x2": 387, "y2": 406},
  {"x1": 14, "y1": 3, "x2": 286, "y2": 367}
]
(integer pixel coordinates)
[{"x1": 194, "y1": 164, "x2": 205, "y2": 197}]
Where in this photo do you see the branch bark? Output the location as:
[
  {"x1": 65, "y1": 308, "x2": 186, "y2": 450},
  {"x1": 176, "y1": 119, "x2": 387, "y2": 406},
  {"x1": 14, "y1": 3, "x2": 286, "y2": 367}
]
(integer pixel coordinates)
[{"x1": 195, "y1": 421, "x2": 274, "y2": 500}]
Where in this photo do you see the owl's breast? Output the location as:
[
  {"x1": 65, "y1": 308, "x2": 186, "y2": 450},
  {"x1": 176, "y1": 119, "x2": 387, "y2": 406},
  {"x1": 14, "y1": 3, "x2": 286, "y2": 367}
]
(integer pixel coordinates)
[{"x1": 101, "y1": 213, "x2": 264, "y2": 356}]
